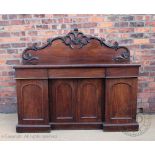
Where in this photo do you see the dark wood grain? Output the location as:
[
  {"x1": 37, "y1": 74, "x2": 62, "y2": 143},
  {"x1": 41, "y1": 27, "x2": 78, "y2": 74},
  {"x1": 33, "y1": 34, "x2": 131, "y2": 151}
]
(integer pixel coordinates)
[
  {"x1": 49, "y1": 79, "x2": 76, "y2": 123},
  {"x1": 22, "y1": 28, "x2": 130, "y2": 65},
  {"x1": 104, "y1": 78, "x2": 139, "y2": 131},
  {"x1": 49, "y1": 79, "x2": 103, "y2": 129},
  {"x1": 22, "y1": 40, "x2": 129, "y2": 65},
  {"x1": 48, "y1": 68, "x2": 105, "y2": 78},
  {"x1": 14, "y1": 64, "x2": 140, "y2": 69},
  {"x1": 16, "y1": 80, "x2": 50, "y2": 132},
  {"x1": 14, "y1": 28, "x2": 140, "y2": 132},
  {"x1": 77, "y1": 79, "x2": 103, "y2": 123}
]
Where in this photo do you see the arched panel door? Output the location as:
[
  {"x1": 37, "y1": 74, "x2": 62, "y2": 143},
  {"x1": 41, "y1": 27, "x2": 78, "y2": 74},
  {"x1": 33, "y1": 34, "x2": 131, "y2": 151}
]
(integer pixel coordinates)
[
  {"x1": 22, "y1": 83, "x2": 43, "y2": 119},
  {"x1": 77, "y1": 79, "x2": 103, "y2": 122},
  {"x1": 105, "y1": 78, "x2": 138, "y2": 124},
  {"x1": 16, "y1": 80, "x2": 49, "y2": 125},
  {"x1": 50, "y1": 80, "x2": 76, "y2": 122}
]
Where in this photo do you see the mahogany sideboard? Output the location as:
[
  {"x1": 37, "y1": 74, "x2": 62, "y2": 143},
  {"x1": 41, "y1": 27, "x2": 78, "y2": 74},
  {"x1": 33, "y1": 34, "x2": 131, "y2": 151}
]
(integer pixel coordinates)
[{"x1": 14, "y1": 28, "x2": 140, "y2": 133}]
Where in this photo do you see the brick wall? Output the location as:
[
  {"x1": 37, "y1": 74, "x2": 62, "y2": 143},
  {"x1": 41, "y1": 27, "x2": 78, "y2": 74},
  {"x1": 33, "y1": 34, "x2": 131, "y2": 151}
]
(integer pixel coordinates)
[{"x1": 0, "y1": 14, "x2": 155, "y2": 113}]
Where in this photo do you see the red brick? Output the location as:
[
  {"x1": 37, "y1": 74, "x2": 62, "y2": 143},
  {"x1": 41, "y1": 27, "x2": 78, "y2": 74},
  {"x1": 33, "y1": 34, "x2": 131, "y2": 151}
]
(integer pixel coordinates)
[
  {"x1": 114, "y1": 22, "x2": 128, "y2": 27},
  {"x1": 120, "y1": 16, "x2": 134, "y2": 21},
  {"x1": 20, "y1": 37, "x2": 31, "y2": 42},
  {"x1": 106, "y1": 28, "x2": 119, "y2": 33},
  {"x1": 0, "y1": 77, "x2": 14, "y2": 81},
  {"x1": 33, "y1": 14, "x2": 45, "y2": 18},
  {"x1": 11, "y1": 43, "x2": 26, "y2": 48},
  {"x1": 0, "y1": 50, "x2": 6, "y2": 54},
  {"x1": 99, "y1": 22, "x2": 113, "y2": 28},
  {"x1": 0, "y1": 32, "x2": 10, "y2": 37},
  {"x1": 53, "y1": 14, "x2": 68, "y2": 18},
  {"x1": 135, "y1": 27, "x2": 150, "y2": 32},
  {"x1": 150, "y1": 72, "x2": 155, "y2": 76},
  {"x1": 135, "y1": 15, "x2": 150, "y2": 21},
  {"x1": 119, "y1": 28, "x2": 134, "y2": 33},
  {"x1": 139, "y1": 72, "x2": 149, "y2": 76},
  {"x1": 2, "y1": 15, "x2": 8, "y2": 20},
  {"x1": 0, "y1": 20, "x2": 9, "y2": 26},
  {"x1": 11, "y1": 31, "x2": 25, "y2": 37},
  {"x1": 146, "y1": 22, "x2": 155, "y2": 26},
  {"x1": 63, "y1": 18, "x2": 72, "y2": 23},
  {"x1": 0, "y1": 81, "x2": 16, "y2": 87},
  {"x1": 119, "y1": 39, "x2": 133, "y2": 44},
  {"x1": 2, "y1": 71, "x2": 15, "y2": 76},
  {"x1": 6, "y1": 60, "x2": 20, "y2": 65},
  {"x1": 0, "y1": 66, "x2": 12, "y2": 70},
  {"x1": 89, "y1": 16, "x2": 104, "y2": 22},
  {"x1": 18, "y1": 14, "x2": 32, "y2": 19},
  {"x1": 5, "y1": 25, "x2": 34, "y2": 31},
  {"x1": 130, "y1": 33, "x2": 143, "y2": 38},
  {"x1": 24, "y1": 19, "x2": 41, "y2": 25},
  {"x1": 141, "y1": 44, "x2": 154, "y2": 49},
  {"x1": 0, "y1": 44, "x2": 11, "y2": 48},
  {"x1": 0, "y1": 60, "x2": 5, "y2": 64},
  {"x1": 36, "y1": 25, "x2": 48, "y2": 29},
  {"x1": 0, "y1": 91, "x2": 16, "y2": 97},
  {"x1": 8, "y1": 14, "x2": 17, "y2": 19},
  {"x1": 105, "y1": 16, "x2": 119, "y2": 21},
  {"x1": 129, "y1": 22, "x2": 144, "y2": 27},
  {"x1": 134, "y1": 39, "x2": 149, "y2": 44},
  {"x1": 0, "y1": 37, "x2": 19, "y2": 43},
  {"x1": 144, "y1": 66, "x2": 155, "y2": 71},
  {"x1": 27, "y1": 31, "x2": 38, "y2": 36},
  {"x1": 51, "y1": 25, "x2": 57, "y2": 29},
  {"x1": 7, "y1": 49, "x2": 18, "y2": 54},
  {"x1": 42, "y1": 19, "x2": 53, "y2": 24},
  {"x1": 0, "y1": 14, "x2": 155, "y2": 113},
  {"x1": 10, "y1": 20, "x2": 25, "y2": 25},
  {"x1": 82, "y1": 23, "x2": 97, "y2": 28}
]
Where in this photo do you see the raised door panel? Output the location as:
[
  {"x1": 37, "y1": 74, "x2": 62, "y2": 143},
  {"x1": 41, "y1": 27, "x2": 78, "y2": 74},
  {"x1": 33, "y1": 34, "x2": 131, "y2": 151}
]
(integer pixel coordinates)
[
  {"x1": 105, "y1": 78, "x2": 137, "y2": 124},
  {"x1": 50, "y1": 80, "x2": 76, "y2": 122},
  {"x1": 16, "y1": 80, "x2": 49, "y2": 124},
  {"x1": 22, "y1": 84, "x2": 43, "y2": 119},
  {"x1": 77, "y1": 79, "x2": 103, "y2": 122}
]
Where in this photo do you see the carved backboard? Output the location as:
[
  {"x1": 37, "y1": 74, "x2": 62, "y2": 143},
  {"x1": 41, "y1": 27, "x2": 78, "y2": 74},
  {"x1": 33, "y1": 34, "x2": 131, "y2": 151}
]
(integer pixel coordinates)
[{"x1": 22, "y1": 28, "x2": 130, "y2": 65}]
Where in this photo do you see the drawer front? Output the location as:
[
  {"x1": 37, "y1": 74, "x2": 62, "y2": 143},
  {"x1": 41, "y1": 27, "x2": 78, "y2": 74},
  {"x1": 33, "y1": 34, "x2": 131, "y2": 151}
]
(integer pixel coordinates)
[
  {"x1": 106, "y1": 67, "x2": 139, "y2": 77},
  {"x1": 15, "y1": 69, "x2": 48, "y2": 79},
  {"x1": 48, "y1": 68, "x2": 105, "y2": 78}
]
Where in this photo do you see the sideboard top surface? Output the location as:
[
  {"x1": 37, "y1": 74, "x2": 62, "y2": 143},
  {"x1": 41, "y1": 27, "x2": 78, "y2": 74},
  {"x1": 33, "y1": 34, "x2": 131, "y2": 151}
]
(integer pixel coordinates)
[{"x1": 14, "y1": 63, "x2": 140, "y2": 69}]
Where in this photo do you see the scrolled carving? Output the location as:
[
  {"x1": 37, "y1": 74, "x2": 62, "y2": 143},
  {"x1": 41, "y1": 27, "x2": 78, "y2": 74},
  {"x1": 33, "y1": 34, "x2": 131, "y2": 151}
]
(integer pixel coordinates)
[
  {"x1": 113, "y1": 48, "x2": 130, "y2": 62},
  {"x1": 60, "y1": 28, "x2": 90, "y2": 49},
  {"x1": 22, "y1": 28, "x2": 130, "y2": 64},
  {"x1": 22, "y1": 42, "x2": 51, "y2": 64}
]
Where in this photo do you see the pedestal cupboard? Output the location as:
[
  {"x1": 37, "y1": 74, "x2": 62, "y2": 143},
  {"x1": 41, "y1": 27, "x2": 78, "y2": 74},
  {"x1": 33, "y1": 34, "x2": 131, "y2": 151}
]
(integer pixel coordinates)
[{"x1": 14, "y1": 28, "x2": 140, "y2": 132}]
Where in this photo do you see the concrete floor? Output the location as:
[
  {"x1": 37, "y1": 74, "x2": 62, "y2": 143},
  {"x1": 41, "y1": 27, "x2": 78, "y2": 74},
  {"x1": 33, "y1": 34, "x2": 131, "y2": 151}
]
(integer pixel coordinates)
[{"x1": 0, "y1": 113, "x2": 154, "y2": 141}]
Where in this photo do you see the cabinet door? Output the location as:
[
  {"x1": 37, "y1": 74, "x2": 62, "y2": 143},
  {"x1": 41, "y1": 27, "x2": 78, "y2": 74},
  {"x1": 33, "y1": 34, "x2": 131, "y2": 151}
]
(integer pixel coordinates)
[
  {"x1": 105, "y1": 78, "x2": 138, "y2": 124},
  {"x1": 77, "y1": 79, "x2": 103, "y2": 122},
  {"x1": 16, "y1": 80, "x2": 49, "y2": 125},
  {"x1": 50, "y1": 80, "x2": 76, "y2": 122}
]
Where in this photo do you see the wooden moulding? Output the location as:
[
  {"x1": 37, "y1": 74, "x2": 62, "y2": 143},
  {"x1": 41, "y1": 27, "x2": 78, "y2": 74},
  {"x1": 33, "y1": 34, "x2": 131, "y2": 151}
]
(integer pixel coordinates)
[
  {"x1": 21, "y1": 28, "x2": 131, "y2": 65},
  {"x1": 14, "y1": 28, "x2": 140, "y2": 132}
]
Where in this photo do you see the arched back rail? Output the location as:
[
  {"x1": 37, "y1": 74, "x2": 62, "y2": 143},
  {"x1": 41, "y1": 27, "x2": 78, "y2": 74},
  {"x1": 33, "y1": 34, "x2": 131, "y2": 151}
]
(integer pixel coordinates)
[{"x1": 22, "y1": 28, "x2": 130, "y2": 65}]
